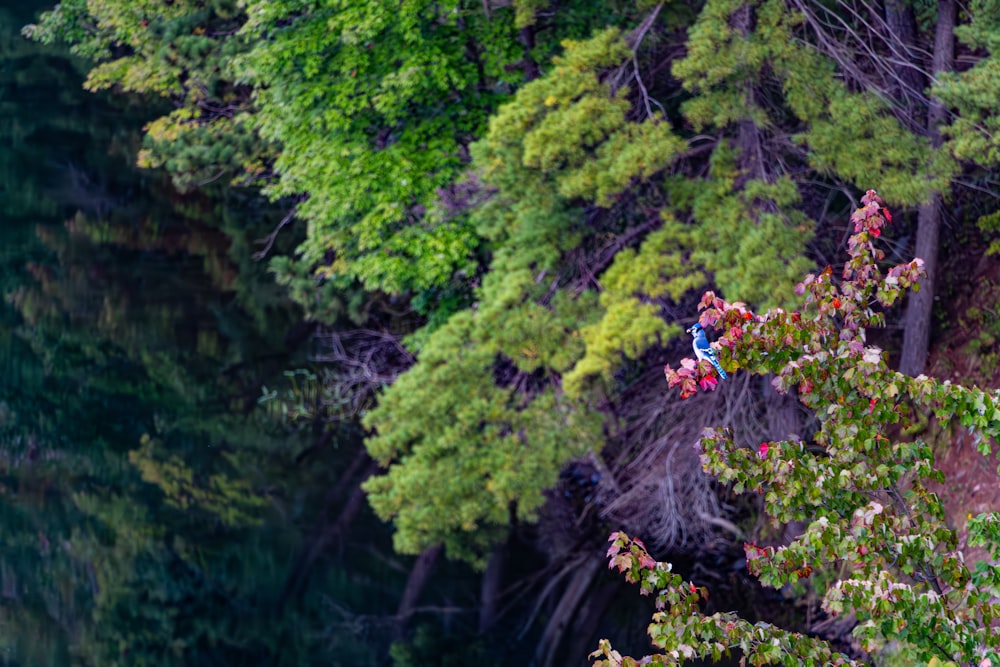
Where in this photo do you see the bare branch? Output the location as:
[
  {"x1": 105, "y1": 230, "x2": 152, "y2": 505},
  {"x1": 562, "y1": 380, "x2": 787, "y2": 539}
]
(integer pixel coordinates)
[
  {"x1": 609, "y1": 3, "x2": 664, "y2": 94},
  {"x1": 310, "y1": 328, "x2": 416, "y2": 418},
  {"x1": 253, "y1": 204, "x2": 298, "y2": 260},
  {"x1": 788, "y1": 0, "x2": 936, "y2": 130}
]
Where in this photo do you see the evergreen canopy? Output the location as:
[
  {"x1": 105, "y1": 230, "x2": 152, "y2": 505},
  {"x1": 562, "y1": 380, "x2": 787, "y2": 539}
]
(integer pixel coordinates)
[{"x1": 27, "y1": 0, "x2": 1000, "y2": 564}]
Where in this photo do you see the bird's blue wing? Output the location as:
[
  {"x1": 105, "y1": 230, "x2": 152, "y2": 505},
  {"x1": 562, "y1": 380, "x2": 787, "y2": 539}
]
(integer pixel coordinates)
[{"x1": 692, "y1": 330, "x2": 727, "y2": 379}]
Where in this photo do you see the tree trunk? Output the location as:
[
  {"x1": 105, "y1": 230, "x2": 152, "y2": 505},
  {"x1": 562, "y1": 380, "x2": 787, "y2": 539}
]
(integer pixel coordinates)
[
  {"x1": 899, "y1": 0, "x2": 955, "y2": 377},
  {"x1": 394, "y1": 544, "x2": 444, "y2": 640},
  {"x1": 478, "y1": 544, "x2": 505, "y2": 634},
  {"x1": 731, "y1": 2, "x2": 765, "y2": 187},
  {"x1": 763, "y1": 375, "x2": 802, "y2": 440},
  {"x1": 901, "y1": 194, "x2": 943, "y2": 375},
  {"x1": 562, "y1": 579, "x2": 621, "y2": 667},
  {"x1": 518, "y1": 26, "x2": 540, "y2": 81},
  {"x1": 884, "y1": 0, "x2": 925, "y2": 110},
  {"x1": 531, "y1": 553, "x2": 603, "y2": 667},
  {"x1": 277, "y1": 454, "x2": 377, "y2": 608}
]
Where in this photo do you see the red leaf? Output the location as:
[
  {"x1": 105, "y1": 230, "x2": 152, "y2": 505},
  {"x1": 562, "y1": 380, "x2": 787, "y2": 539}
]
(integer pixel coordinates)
[
  {"x1": 744, "y1": 542, "x2": 773, "y2": 564},
  {"x1": 860, "y1": 189, "x2": 881, "y2": 206},
  {"x1": 680, "y1": 378, "x2": 698, "y2": 399},
  {"x1": 699, "y1": 375, "x2": 719, "y2": 392},
  {"x1": 757, "y1": 442, "x2": 769, "y2": 458},
  {"x1": 699, "y1": 310, "x2": 721, "y2": 328}
]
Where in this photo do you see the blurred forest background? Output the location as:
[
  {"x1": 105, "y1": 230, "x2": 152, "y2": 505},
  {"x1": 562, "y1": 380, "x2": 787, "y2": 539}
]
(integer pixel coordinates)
[{"x1": 5, "y1": 0, "x2": 1000, "y2": 664}]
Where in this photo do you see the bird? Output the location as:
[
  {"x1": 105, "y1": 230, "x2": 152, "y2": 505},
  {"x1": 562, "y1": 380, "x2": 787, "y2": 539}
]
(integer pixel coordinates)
[{"x1": 686, "y1": 323, "x2": 728, "y2": 380}]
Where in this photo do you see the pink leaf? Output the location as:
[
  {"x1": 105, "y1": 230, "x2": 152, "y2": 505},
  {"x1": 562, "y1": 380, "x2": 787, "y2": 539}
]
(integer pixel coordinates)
[{"x1": 699, "y1": 375, "x2": 719, "y2": 392}]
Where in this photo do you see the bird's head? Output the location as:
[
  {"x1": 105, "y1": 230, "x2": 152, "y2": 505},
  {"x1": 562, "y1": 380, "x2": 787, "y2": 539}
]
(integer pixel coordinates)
[{"x1": 686, "y1": 323, "x2": 703, "y2": 336}]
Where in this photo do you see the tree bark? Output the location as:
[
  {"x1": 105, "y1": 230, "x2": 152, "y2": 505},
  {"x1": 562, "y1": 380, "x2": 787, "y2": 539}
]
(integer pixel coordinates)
[
  {"x1": 478, "y1": 544, "x2": 505, "y2": 634},
  {"x1": 731, "y1": 2, "x2": 768, "y2": 188},
  {"x1": 532, "y1": 553, "x2": 603, "y2": 667},
  {"x1": 763, "y1": 375, "x2": 802, "y2": 440},
  {"x1": 518, "y1": 26, "x2": 540, "y2": 81},
  {"x1": 394, "y1": 543, "x2": 444, "y2": 640},
  {"x1": 277, "y1": 454, "x2": 377, "y2": 609},
  {"x1": 562, "y1": 579, "x2": 621, "y2": 667},
  {"x1": 899, "y1": 0, "x2": 955, "y2": 376},
  {"x1": 884, "y1": 0, "x2": 926, "y2": 110}
]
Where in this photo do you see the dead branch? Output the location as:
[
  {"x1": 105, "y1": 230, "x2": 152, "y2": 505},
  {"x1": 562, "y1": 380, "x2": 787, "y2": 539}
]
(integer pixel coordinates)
[
  {"x1": 609, "y1": 3, "x2": 664, "y2": 95},
  {"x1": 514, "y1": 555, "x2": 582, "y2": 641},
  {"x1": 310, "y1": 327, "x2": 416, "y2": 419},
  {"x1": 593, "y1": 359, "x2": 811, "y2": 554},
  {"x1": 788, "y1": 0, "x2": 936, "y2": 129},
  {"x1": 253, "y1": 203, "x2": 299, "y2": 260}
]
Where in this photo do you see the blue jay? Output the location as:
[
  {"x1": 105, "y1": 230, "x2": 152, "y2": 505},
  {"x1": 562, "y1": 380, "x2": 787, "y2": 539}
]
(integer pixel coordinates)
[{"x1": 686, "y1": 323, "x2": 728, "y2": 380}]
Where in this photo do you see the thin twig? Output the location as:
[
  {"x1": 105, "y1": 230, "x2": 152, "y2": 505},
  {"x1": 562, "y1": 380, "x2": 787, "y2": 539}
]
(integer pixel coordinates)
[
  {"x1": 253, "y1": 206, "x2": 298, "y2": 260},
  {"x1": 196, "y1": 170, "x2": 228, "y2": 187}
]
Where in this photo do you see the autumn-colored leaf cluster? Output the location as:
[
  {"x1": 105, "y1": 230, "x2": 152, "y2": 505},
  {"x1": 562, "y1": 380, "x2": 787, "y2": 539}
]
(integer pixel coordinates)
[{"x1": 603, "y1": 190, "x2": 1000, "y2": 665}]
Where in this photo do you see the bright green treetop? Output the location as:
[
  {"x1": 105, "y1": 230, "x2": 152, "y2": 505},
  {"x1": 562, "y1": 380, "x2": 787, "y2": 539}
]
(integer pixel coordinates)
[{"x1": 363, "y1": 26, "x2": 699, "y2": 563}]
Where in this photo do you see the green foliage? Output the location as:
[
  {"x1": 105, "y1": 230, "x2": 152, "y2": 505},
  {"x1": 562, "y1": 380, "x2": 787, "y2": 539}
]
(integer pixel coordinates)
[
  {"x1": 937, "y1": 0, "x2": 1000, "y2": 166},
  {"x1": 802, "y1": 91, "x2": 953, "y2": 205},
  {"x1": 25, "y1": 0, "x2": 267, "y2": 192},
  {"x1": 667, "y1": 158, "x2": 813, "y2": 308},
  {"x1": 234, "y1": 0, "x2": 664, "y2": 308},
  {"x1": 483, "y1": 28, "x2": 684, "y2": 207},
  {"x1": 363, "y1": 309, "x2": 605, "y2": 564},
  {"x1": 232, "y1": 0, "x2": 512, "y2": 297},
  {"x1": 978, "y1": 210, "x2": 1000, "y2": 256},
  {"x1": 595, "y1": 534, "x2": 855, "y2": 666},
  {"x1": 363, "y1": 29, "x2": 702, "y2": 563},
  {"x1": 2, "y1": 201, "x2": 353, "y2": 666},
  {"x1": 390, "y1": 622, "x2": 499, "y2": 667},
  {"x1": 674, "y1": 0, "x2": 954, "y2": 206},
  {"x1": 26, "y1": 0, "x2": 657, "y2": 319},
  {"x1": 606, "y1": 191, "x2": 1000, "y2": 665},
  {"x1": 563, "y1": 214, "x2": 703, "y2": 396},
  {"x1": 129, "y1": 434, "x2": 267, "y2": 528},
  {"x1": 34, "y1": 4, "x2": 1000, "y2": 639},
  {"x1": 951, "y1": 282, "x2": 1000, "y2": 382},
  {"x1": 0, "y1": 29, "x2": 360, "y2": 659}
]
